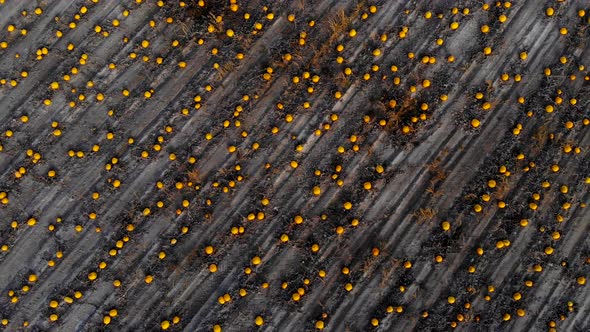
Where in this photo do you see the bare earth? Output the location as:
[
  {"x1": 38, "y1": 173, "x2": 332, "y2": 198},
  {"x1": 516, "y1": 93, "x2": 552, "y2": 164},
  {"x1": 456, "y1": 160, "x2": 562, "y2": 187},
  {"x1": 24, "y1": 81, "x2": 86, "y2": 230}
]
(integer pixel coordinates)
[{"x1": 0, "y1": 0, "x2": 589, "y2": 331}]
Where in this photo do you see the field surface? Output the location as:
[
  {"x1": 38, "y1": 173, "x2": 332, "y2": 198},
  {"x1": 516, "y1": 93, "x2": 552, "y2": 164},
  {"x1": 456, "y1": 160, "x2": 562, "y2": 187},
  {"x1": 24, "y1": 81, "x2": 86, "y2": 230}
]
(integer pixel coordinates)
[{"x1": 0, "y1": 0, "x2": 589, "y2": 331}]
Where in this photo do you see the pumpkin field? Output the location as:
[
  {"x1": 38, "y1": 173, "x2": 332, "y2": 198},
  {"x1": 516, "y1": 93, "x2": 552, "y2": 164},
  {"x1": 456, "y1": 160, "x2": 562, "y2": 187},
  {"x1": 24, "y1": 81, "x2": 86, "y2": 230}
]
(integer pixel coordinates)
[{"x1": 0, "y1": 0, "x2": 589, "y2": 331}]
